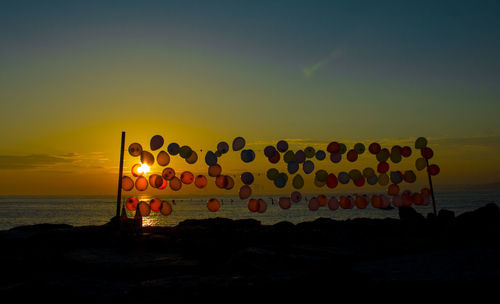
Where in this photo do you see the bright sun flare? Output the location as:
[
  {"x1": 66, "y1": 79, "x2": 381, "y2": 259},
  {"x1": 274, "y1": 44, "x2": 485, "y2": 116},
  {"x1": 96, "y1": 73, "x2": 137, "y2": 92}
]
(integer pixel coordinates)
[{"x1": 137, "y1": 163, "x2": 151, "y2": 174}]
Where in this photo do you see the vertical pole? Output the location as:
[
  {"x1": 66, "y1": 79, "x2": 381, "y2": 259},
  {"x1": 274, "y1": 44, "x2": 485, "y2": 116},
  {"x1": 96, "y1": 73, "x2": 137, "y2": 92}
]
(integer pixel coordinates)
[
  {"x1": 116, "y1": 131, "x2": 126, "y2": 218},
  {"x1": 426, "y1": 158, "x2": 437, "y2": 216}
]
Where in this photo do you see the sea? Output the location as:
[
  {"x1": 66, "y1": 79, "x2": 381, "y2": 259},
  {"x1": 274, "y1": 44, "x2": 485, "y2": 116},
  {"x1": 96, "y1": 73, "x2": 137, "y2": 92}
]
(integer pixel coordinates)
[{"x1": 0, "y1": 191, "x2": 499, "y2": 231}]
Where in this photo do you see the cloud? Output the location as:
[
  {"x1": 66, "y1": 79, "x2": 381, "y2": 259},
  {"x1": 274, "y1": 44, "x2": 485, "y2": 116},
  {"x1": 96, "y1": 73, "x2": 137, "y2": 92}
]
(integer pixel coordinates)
[
  {"x1": 302, "y1": 49, "x2": 344, "y2": 79},
  {"x1": 0, "y1": 152, "x2": 109, "y2": 170}
]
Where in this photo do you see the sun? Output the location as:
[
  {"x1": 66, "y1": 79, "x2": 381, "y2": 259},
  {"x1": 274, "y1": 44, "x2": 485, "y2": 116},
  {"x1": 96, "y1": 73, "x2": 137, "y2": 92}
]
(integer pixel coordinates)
[{"x1": 137, "y1": 163, "x2": 151, "y2": 175}]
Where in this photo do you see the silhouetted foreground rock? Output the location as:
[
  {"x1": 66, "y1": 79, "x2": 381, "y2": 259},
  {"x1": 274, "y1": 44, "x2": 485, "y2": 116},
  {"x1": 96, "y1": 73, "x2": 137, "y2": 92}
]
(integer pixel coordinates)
[{"x1": 1, "y1": 204, "x2": 499, "y2": 301}]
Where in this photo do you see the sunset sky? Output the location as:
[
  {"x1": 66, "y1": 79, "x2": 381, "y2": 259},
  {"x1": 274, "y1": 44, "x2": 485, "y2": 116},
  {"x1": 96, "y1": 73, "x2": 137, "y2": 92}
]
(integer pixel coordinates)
[{"x1": 1, "y1": 1, "x2": 499, "y2": 195}]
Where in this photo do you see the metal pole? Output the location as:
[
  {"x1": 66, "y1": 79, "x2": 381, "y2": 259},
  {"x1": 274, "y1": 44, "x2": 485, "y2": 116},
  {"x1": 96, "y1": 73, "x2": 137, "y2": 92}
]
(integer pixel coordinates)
[
  {"x1": 115, "y1": 131, "x2": 126, "y2": 218},
  {"x1": 426, "y1": 158, "x2": 437, "y2": 216}
]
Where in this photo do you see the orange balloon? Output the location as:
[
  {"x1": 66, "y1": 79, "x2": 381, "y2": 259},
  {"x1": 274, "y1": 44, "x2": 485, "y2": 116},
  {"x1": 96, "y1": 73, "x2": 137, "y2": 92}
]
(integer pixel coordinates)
[
  {"x1": 149, "y1": 174, "x2": 163, "y2": 188},
  {"x1": 239, "y1": 185, "x2": 252, "y2": 199},
  {"x1": 122, "y1": 176, "x2": 134, "y2": 191},
  {"x1": 150, "y1": 198, "x2": 162, "y2": 212},
  {"x1": 208, "y1": 164, "x2": 222, "y2": 177},
  {"x1": 194, "y1": 175, "x2": 208, "y2": 188},
  {"x1": 279, "y1": 197, "x2": 291, "y2": 209},
  {"x1": 317, "y1": 194, "x2": 328, "y2": 207},
  {"x1": 248, "y1": 198, "x2": 259, "y2": 212},
  {"x1": 215, "y1": 175, "x2": 227, "y2": 189},
  {"x1": 308, "y1": 197, "x2": 320, "y2": 211},
  {"x1": 258, "y1": 199, "x2": 267, "y2": 213},
  {"x1": 131, "y1": 163, "x2": 143, "y2": 177},
  {"x1": 346, "y1": 149, "x2": 358, "y2": 162},
  {"x1": 412, "y1": 193, "x2": 424, "y2": 205},
  {"x1": 387, "y1": 184, "x2": 400, "y2": 196},
  {"x1": 181, "y1": 171, "x2": 194, "y2": 184},
  {"x1": 135, "y1": 176, "x2": 148, "y2": 191},
  {"x1": 355, "y1": 195, "x2": 368, "y2": 209},
  {"x1": 401, "y1": 192, "x2": 412, "y2": 206},
  {"x1": 224, "y1": 176, "x2": 235, "y2": 190},
  {"x1": 126, "y1": 197, "x2": 139, "y2": 211},
  {"x1": 162, "y1": 167, "x2": 176, "y2": 180},
  {"x1": 138, "y1": 201, "x2": 151, "y2": 217},
  {"x1": 371, "y1": 195, "x2": 383, "y2": 208},
  {"x1": 207, "y1": 198, "x2": 220, "y2": 212},
  {"x1": 339, "y1": 196, "x2": 352, "y2": 209},
  {"x1": 158, "y1": 177, "x2": 167, "y2": 190},
  {"x1": 169, "y1": 177, "x2": 182, "y2": 191},
  {"x1": 160, "y1": 201, "x2": 172, "y2": 216}
]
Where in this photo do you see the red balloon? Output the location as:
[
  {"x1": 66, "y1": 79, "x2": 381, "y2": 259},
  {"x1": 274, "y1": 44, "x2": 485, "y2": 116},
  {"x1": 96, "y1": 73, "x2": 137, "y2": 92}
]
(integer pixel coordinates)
[
  {"x1": 368, "y1": 142, "x2": 381, "y2": 154},
  {"x1": 326, "y1": 174, "x2": 338, "y2": 189},
  {"x1": 353, "y1": 176, "x2": 365, "y2": 187},
  {"x1": 377, "y1": 162, "x2": 389, "y2": 173},
  {"x1": 150, "y1": 198, "x2": 162, "y2": 212},
  {"x1": 371, "y1": 195, "x2": 382, "y2": 208},
  {"x1": 268, "y1": 152, "x2": 280, "y2": 164},
  {"x1": 126, "y1": 197, "x2": 139, "y2": 211},
  {"x1": 207, "y1": 198, "x2": 220, "y2": 212},
  {"x1": 327, "y1": 142, "x2": 341, "y2": 153},
  {"x1": 427, "y1": 164, "x2": 440, "y2": 176},
  {"x1": 401, "y1": 146, "x2": 412, "y2": 157},
  {"x1": 346, "y1": 149, "x2": 358, "y2": 162},
  {"x1": 421, "y1": 147, "x2": 434, "y2": 159},
  {"x1": 355, "y1": 195, "x2": 368, "y2": 209},
  {"x1": 194, "y1": 175, "x2": 208, "y2": 188},
  {"x1": 387, "y1": 184, "x2": 400, "y2": 196}
]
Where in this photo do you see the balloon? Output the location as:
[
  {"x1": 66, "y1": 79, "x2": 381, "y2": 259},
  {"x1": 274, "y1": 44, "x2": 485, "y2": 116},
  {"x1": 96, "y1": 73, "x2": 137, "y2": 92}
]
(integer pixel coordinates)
[
  {"x1": 327, "y1": 142, "x2": 340, "y2": 153},
  {"x1": 156, "y1": 151, "x2": 170, "y2": 166},
  {"x1": 421, "y1": 188, "x2": 431, "y2": 196},
  {"x1": 315, "y1": 170, "x2": 328, "y2": 182},
  {"x1": 276, "y1": 140, "x2": 289, "y2": 152},
  {"x1": 421, "y1": 147, "x2": 434, "y2": 160},
  {"x1": 268, "y1": 152, "x2": 280, "y2": 164},
  {"x1": 239, "y1": 185, "x2": 252, "y2": 199},
  {"x1": 354, "y1": 143, "x2": 365, "y2": 154},
  {"x1": 131, "y1": 163, "x2": 143, "y2": 177},
  {"x1": 167, "y1": 143, "x2": 180, "y2": 155},
  {"x1": 274, "y1": 173, "x2": 288, "y2": 188},
  {"x1": 368, "y1": 142, "x2": 381, "y2": 154},
  {"x1": 183, "y1": 149, "x2": 197, "y2": 164},
  {"x1": 377, "y1": 162, "x2": 389, "y2": 173},
  {"x1": 169, "y1": 177, "x2": 182, "y2": 191},
  {"x1": 162, "y1": 167, "x2": 176, "y2": 180},
  {"x1": 381, "y1": 195, "x2": 391, "y2": 208},
  {"x1": 224, "y1": 176, "x2": 235, "y2": 190},
  {"x1": 367, "y1": 175, "x2": 378, "y2": 185},
  {"x1": 291, "y1": 191, "x2": 302, "y2": 203},
  {"x1": 258, "y1": 199, "x2": 267, "y2": 213},
  {"x1": 338, "y1": 172, "x2": 350, "y2": 184},
  {"x1": 315, "y1": 150, "x2": 326, "y2": 160},
  {"x1": 390, "y1": 149, "x2": 402, "y2": 163},
  {"x1": 390, "y1": 171, "x2": 403, "y2": 184},
  {"x1": 150, "y1": 198, "x2": 162, "y2": 212},
  {"x1": 160, "y1": 201, "x2": 172, "y2": 216},
  {"x1": 412, "y1": 193, "x2": 424, "y2": 206},
  {"x1": 303, "y1": 160, "x2": 315, "y2": 174},
  {"x1": 217, "y1": 141, "x2": 229, "y2": 154},
  {"x1": 283, "y1": 150, "x2": 295, "y2": 163},
  {"x1": 328, "y1": 197, "x2": 339, "y2": 210},
  {"x1": 371, "y1": 195, "x2": 382, "y2": 208},
  {"x1": 135, "y1": 176, "x2": 148, "y2": 191},
  {"x1": 138, "y1": 201, "x2": 151, "y2": 217},
  {"x1": 181, "y1": 171, "x2": 194, "y2": 184},
  {"x1": 140, "y1": 151, "x2": 155, "y2": 166},
  {"x1": 363, "y1": 167, "x2": 376, "y2": 178},
  {"x1": 279, "y1": 197, "x2": 292, "y2": 209},
  {"x1": 266, "y1": 168, "x2": 279, "y2": 180},
  {"x1": 241, "y1": 172, "x2": 254, "y2": 185},
  {"x1": 247, "y1": 198, "x2": 259, "y2": 212},
  {"x1": 208, "y1": 164, "x2": 222, "y2": 177},
  {"x1": 179, "y1": 146, "x2": 193, "y2": 159},
  {"x1": 422, "y1": 193, "x2": 431, "y2": 206},
  {"x1": 292, "y1": 174, "x2": 304, "y2": 189},
  {"x1": 158, "y1": 177, "x2": 167, "y2": 190},
  {"x1": 194, "y1": 175, "x2": 207, "y2": 188},
  {"x1": 401, "y1": 192, "x2": 412, "y2": 207},
  {"x1": 215, "y1": 175, "x2": 229, "y2": 189},
  {"x1": 128, "y1": 143, "x2": 142, "y2": 157},
  {"x1": 304, "y1": 147, "x2": 315, "y2": 158},
  {"x1": 149, "y1": 174, "x2": 163, "y2": 188},
  {"x1": 264, "y1": 145, "x2": 278, "y2": 158},
  {"x1": 285, "y1": 161, "x2": 298, "y2": 175},
  {"x1": 404, "y1": 170, "x2": 417, "y2": 183},
  {"x1": 387, "y1": 183, "x2": 400, "y2": 196},
  {"x1": 415, "y1": 137, "x2": 428, "y2": 149},
  {"x1": 349, "y1": 169, "x2": 362, "y2": 181},
  {"x1": 241, "y1": 149, "x2": 255, "y2": 163},
  {"x1": 122, "y1": 176, "x2": 134, "y2": 191},
  {"x1": 207, "y1": 198, "x2": 220, "y2": 212},
  {"x1": 150, "y1": 135, "x2": 164, "y2": 151},
  {"x1": 205, "y1": 150, "x2": 218, "y2": 166},
  {"x1": 376, "y1": 149, "x2": 390, "y2": 162},
  {"x1": 314, "y1": 178, "x2": 326, "y2": 187},
  {"x1": 308, "y1": 197, "x2": 320, "y2": 211},
  {"x1": 401, "y1": 146, "x2": 412, "y2": 157},
  {"x1": 346, "y1": 149, "x2": 358, "y2": 162},
  {"x1": 415, "y1": 157, "x2": 427, "y2": 171},
  {"x1": 392, "y1": 195, "x2": 403, "y2": 208},
  {"x1": 317, "y1": 195, "x2": 328, "y2": 207},
  {"x1": 126, "y1": 197, "x2": 139, "y2": 211},
  {"x1": 353, "y1": 176, "x2": 365, "y2": 187},
  {"x1": 330, "y1": 152, "x2": 341, "y2": 163},
  {"x1": 295, "y1": 150, "x2": 306, "y2": 163},
  {"x1": 339, "y1": 143, "x2": 347, "y2": 154},
  {"x1": 355, "y1": 195, "x2": 368, "y2": 209},
  {"x1": 232, "y1": 137, "x2": 246, "y2": 151},
  {"x1": 378, "y1": 173, "x2": 389, "y2": 186},
  {"x1": 427, "y1": 164, "x2": 440, "y2": 176},
  {"x1": 339, "y1": 196, "x2": 352, "y2": 209},
  {"x1": 326, "y1": 173, "x2": 338, "y2": 189}
]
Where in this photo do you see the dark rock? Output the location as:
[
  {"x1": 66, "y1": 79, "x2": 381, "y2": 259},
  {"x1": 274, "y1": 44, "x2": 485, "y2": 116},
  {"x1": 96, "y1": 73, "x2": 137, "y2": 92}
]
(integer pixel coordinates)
[
  {"x1": 399, "y1": 206, "x2": 425, "y2": 221},
  {"x1": 9, "y1": 223, "x2": 73, "y2": 232},
  {"x1": 457, "y1": 202, "x2": 500, "y2": 225},
  {"x1": 438, "y1": 209, "x2": 455, "y2": 222}
]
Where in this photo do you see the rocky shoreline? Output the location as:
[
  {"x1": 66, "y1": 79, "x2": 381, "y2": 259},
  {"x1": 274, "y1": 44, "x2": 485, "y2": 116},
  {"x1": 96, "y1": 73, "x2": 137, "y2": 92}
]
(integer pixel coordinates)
[{"x1": 1, "y1": 203, "x2": 499, "y2": 300}]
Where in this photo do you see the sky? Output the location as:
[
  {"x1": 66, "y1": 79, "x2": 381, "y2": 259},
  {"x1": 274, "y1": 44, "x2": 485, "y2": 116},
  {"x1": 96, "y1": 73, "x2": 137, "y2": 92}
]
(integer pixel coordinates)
[{"x1": 0, "y1": 0, "x2": 499, "y2": 195}]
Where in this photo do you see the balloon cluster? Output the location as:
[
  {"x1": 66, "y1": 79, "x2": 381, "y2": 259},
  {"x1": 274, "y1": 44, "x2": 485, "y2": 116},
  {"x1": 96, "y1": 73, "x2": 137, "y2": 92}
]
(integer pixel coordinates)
[{"x1": 122, "y1": 135, "x2": 439, "y2": 216}]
